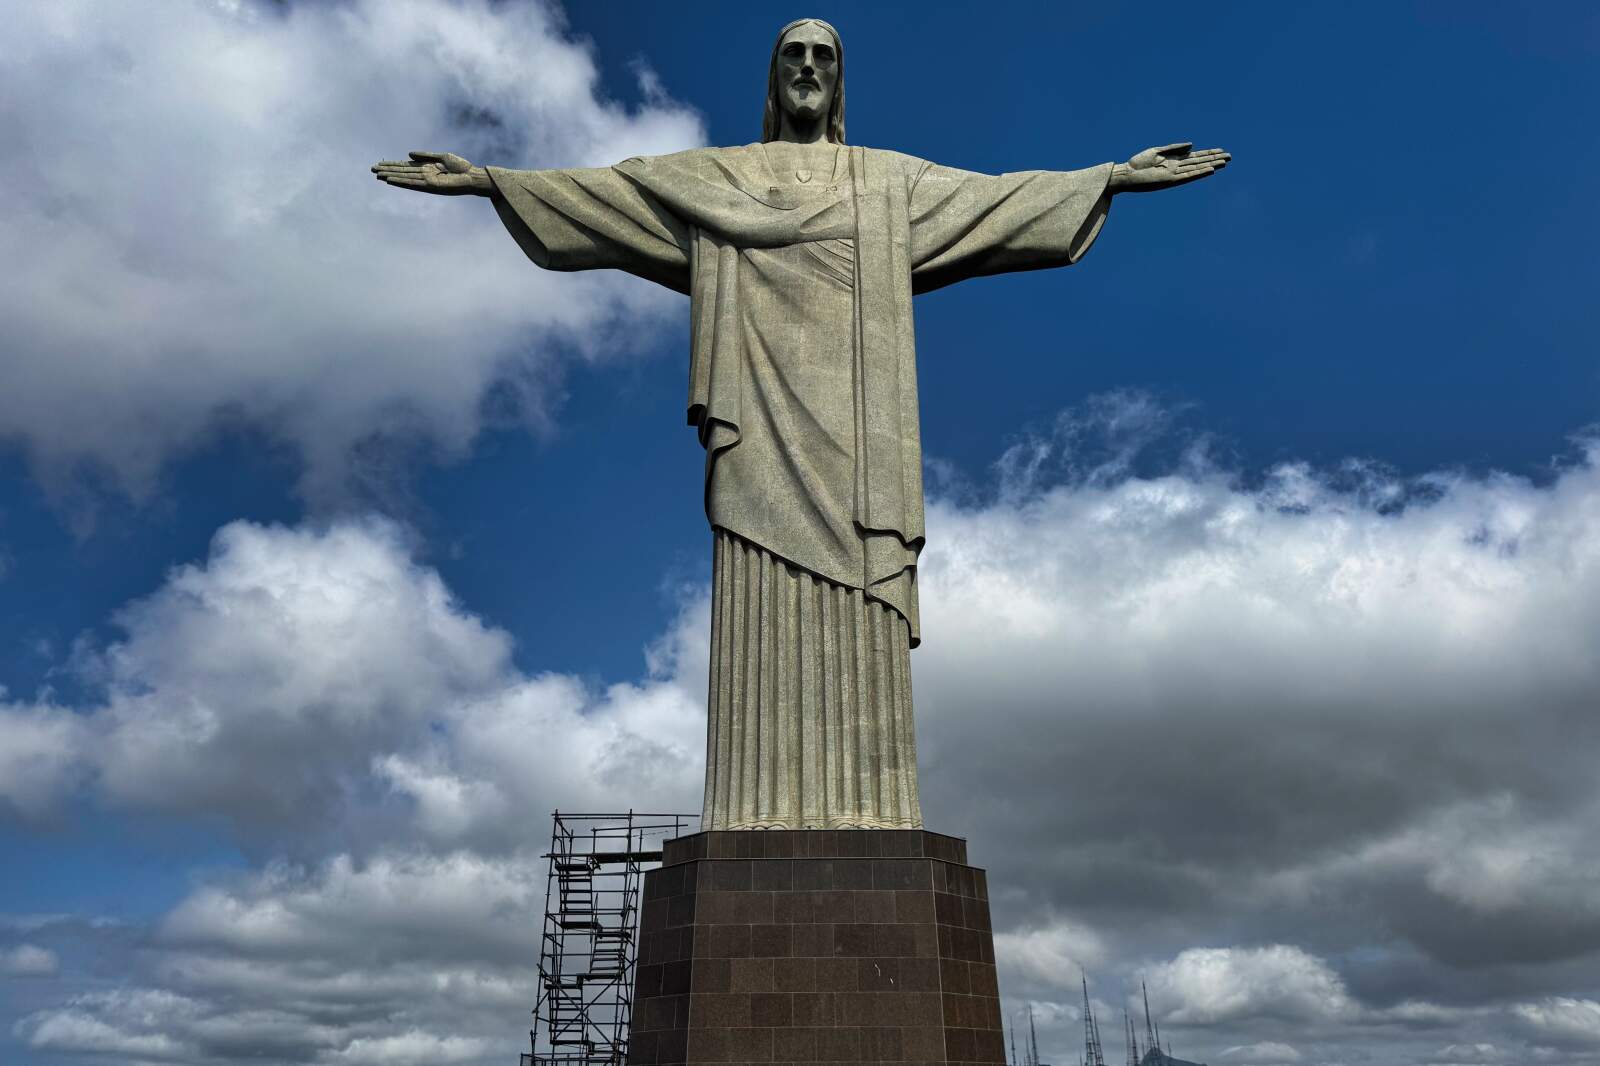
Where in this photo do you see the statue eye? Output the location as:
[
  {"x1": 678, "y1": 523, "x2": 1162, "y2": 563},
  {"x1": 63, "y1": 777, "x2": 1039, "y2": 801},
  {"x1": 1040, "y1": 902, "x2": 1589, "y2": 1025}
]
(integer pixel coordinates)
[
  {"x1": 814, "y1": 48, "x2": 835, "y2": 63},
  {"x1": 782, "y1": 43, "x2": 804, "y2": 58}
]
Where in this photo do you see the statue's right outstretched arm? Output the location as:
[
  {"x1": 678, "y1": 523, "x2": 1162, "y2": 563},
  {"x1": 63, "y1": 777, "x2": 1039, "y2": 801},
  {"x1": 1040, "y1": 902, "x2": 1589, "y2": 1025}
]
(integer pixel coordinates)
[{"x1": 370, "y1": 150, "x2": 690, "y2": 293}]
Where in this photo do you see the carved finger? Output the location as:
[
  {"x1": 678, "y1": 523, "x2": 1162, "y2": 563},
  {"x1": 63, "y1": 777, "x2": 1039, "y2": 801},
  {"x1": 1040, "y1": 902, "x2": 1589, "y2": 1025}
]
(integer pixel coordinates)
[
  {"x1": 409, "y1": 150, "x2": 446, "y2": 162},
  {"x1": 380, "y1": 174, "x2": 431, "y2": 188},
  {"x1": 373, "y1": 160, "x2": 415, "y2": 169},
  {"x1": 1157, "y1": 141, "x2": 1194, "y2": 156},
  {"x1": 374, "y1": 164, "x2": 425, "y2": 175}
]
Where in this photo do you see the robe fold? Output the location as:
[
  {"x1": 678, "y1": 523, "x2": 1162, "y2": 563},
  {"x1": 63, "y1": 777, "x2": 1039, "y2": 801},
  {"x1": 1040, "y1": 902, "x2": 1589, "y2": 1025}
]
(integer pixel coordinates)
[{"x1": 487, "y1": 144, "x2": 1112, "y2": 828}]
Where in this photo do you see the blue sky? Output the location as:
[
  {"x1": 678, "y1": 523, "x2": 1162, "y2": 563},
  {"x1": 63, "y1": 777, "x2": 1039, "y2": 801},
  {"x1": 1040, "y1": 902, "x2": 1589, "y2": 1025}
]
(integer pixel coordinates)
[{"x1": 2, "y1": 2, "x2": 1599, "y2": 1065}]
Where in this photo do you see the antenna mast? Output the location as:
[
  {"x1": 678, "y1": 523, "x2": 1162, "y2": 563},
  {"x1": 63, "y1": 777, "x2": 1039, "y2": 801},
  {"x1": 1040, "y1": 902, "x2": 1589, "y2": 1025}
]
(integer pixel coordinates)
[
  {"x1": 1082, "y1": 978, "x2": 1095, "y2": 1066},
  {"x1": 1142, "y1": 981, "x2": 1158, "y2": 1062},
  {"x1": 1080, "y1": 975, "x2": 1106, "y2": 1066}
]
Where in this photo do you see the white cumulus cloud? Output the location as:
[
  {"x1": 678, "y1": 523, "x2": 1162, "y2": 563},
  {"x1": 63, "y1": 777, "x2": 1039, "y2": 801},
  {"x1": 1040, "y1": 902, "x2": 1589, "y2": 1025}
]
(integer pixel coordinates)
[
  {"x1": 18, "y1": 989, "x2": 200, "y2": 1059},
  {"x1": 330, "y1": 1030, "x2": 493, "y2": 1066},
  {"x1": 0, "y1": 0, "x2": 702, "y2": 507},
  {"x1": 87, "y1": 518, "x2": 515, "y2": 832},
  {"x1": 1513, "y1": 998, "x2": 1600, "y2": 1047},
  {"x1": 1, "y1": 517, "x2": 705, "y2": 852},
  {"x1": 160, "y1": 851, "x2": 543, "y2": 966},
  {"x1": 1143, "y1": 945, "x2": 1355, "y2": 1025},
  {"x1": 0, "y1": 705, "x2": 85, "y2": 817},
  {"x1": 994, "y1": 919, "x2": 1108, "y2": 989}
]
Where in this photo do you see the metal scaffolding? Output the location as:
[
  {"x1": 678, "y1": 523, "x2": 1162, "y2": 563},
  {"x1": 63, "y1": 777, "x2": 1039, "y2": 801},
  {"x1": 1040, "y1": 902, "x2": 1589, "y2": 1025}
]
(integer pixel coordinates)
[{"x1": 521, "y1": 811, "x2": 696, "y2": 1066}]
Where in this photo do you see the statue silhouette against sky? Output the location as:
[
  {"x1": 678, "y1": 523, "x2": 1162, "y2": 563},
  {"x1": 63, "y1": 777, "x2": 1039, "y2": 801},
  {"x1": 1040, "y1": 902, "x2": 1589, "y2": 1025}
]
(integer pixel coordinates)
[{"x1": 373, "y1": 18, "x2": 1228, "y2": 831}]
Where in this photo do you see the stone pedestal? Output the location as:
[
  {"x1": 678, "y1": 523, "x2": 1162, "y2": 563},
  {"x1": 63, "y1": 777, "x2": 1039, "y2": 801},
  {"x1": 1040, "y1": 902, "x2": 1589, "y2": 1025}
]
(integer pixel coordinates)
[{"x1": 628, "y1": 830, "x2": 1004, "y2": 1066}]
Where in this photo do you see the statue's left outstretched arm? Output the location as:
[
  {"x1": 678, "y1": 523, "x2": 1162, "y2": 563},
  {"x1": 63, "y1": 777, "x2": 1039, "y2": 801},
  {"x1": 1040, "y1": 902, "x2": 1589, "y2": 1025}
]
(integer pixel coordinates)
[
  {"x1": 908, "y1": 159, "x2": 1114, "y2": 293},
  {"x1": 908, "y1": 145, "x2": 1229, "y2": 293}
]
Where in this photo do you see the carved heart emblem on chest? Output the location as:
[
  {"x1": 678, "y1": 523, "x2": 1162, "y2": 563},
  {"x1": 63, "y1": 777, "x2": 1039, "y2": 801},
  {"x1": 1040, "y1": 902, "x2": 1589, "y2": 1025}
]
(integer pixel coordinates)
[{"x1": 794, "y1": 170, "x2": 813, "y2": 184}]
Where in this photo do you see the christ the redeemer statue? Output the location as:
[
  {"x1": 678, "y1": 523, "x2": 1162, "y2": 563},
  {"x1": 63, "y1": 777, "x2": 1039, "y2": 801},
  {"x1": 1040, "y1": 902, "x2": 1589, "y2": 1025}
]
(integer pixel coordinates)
[{"x1": 374, "y1": 19, "x2": 1228, "y2": 832}]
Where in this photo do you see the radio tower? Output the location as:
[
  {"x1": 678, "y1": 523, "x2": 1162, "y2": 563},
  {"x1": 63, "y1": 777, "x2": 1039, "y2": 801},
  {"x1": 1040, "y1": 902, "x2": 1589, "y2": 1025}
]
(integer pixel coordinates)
[
  {"x1": 1082, "y1": 978, "x2": 1095, "y2": 1066},
  {"x1": 1080, "y1": 976, "x2": 1106, "y2": 1066},
  {"x1": 1028, "y1": 1003, "x2": 1041, "y2": 1066},
  {"x1": 1141, "y1": 981, "x2": 1159, "y2": 1066}
]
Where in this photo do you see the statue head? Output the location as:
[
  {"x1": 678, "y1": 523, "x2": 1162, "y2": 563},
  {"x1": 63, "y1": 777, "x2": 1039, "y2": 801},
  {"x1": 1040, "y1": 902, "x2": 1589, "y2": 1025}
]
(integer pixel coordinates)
[{"x1": 762, "y1": 18, "x2": 845, "y2": 144}]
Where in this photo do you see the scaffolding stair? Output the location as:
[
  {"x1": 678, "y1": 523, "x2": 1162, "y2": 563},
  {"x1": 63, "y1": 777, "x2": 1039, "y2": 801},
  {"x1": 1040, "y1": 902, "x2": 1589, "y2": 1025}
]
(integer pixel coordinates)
[{"x1": 524, "y1": 811, "x2": 694, "y2": 1066}]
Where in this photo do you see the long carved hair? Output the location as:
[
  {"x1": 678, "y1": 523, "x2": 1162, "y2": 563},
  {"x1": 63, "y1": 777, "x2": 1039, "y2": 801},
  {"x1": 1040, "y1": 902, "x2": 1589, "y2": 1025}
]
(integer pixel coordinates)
[{"x1": 761, "y1": 18, "x2": 845, "y2": 144}]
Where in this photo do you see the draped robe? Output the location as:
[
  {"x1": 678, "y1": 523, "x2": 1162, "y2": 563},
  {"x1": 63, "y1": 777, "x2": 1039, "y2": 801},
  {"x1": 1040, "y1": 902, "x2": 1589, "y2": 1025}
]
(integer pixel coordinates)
[{"x1": 487, "y1": 144, "x2": 1113, "y2": 828}]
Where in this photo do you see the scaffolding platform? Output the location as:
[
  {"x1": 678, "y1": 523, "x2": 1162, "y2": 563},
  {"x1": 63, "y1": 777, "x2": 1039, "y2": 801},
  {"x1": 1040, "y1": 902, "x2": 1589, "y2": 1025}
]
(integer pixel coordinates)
[{"x1": 522, "y1": 811, "x2": 696, "y2": 1066}]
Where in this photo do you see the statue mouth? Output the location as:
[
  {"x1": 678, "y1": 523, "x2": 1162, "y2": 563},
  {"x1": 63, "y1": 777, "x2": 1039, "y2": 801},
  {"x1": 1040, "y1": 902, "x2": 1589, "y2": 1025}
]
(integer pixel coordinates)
[{"x1": 792, "y1": 79, "x2": 819, "y2": 92}]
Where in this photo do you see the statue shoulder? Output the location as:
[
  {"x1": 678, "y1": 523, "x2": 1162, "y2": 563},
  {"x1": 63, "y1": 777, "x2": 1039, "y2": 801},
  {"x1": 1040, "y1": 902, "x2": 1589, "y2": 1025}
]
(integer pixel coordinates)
[
  {"x1": 855, "y1": 147, "x2": 935, "y2": 187},
  {"x1": 616, "y1": 144, "x2": 765, "y2": 185},
  {"x1": 618, "y1": 144, "x2": 752, "y2": 169},
  {"x1": 858, "y1": 146, "x2": 926, "y2": 169}
]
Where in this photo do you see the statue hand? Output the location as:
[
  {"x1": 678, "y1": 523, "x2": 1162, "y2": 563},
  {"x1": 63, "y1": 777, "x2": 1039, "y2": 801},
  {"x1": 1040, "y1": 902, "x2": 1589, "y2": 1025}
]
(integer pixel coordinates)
[
  {"x1": 1110, "y1": 143, "x2": 1230, "y2": 193},
  {"x1": 371, "y1": 151, "x2": 493, "y2": 196}
]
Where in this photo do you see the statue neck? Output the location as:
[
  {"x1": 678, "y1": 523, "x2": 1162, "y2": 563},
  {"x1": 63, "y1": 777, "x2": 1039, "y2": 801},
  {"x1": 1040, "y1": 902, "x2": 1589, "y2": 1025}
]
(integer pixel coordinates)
[{"x1": 777, "y1": 111, "x2": 829, "y2": 145}]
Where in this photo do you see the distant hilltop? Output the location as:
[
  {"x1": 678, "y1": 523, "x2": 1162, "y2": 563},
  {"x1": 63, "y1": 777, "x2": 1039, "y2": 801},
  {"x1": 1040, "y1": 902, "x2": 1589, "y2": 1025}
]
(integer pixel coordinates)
[{"x1": 1143, "y1": 1050, "x2": 1207, "y2": 1066}]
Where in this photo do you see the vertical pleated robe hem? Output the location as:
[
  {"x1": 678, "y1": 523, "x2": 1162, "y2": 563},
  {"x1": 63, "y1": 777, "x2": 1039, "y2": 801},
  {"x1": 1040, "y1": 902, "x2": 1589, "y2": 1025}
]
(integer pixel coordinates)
[{"x1": 703, "y1": 527, "x2": 923, "y2": 831}]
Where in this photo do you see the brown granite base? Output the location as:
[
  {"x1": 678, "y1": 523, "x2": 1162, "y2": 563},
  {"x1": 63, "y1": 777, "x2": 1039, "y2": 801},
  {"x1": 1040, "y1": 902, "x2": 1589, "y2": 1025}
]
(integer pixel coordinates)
[{"x1": 628, "y1": 830, "x2": 1003, "y2": 1066}]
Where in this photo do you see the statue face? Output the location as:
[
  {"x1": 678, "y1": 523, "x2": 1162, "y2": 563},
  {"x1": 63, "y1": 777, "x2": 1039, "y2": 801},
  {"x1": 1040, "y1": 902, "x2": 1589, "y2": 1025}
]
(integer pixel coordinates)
[{"x1": 775, "y1": 22, "x2": 838, "y2": 126}]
